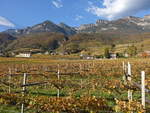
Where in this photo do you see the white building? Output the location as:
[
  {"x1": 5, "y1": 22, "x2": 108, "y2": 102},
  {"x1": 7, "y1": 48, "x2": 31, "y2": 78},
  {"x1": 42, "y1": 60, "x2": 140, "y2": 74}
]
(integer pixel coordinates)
[
  {"x1": 80, "y1": 54, "x2": 94, "y2": 60},
  {"x1": 124, "y1": 53, "x2": 129, "y2": 58},
  {"x1": 110, "y1": 53, "x2": 117, "y2": 59},
  {"x1": 0, "y1": 53, "x2": 3, "y2": 56},
  {"x1": 16, "y1": 53, "x2": 31, "y2": 58}
]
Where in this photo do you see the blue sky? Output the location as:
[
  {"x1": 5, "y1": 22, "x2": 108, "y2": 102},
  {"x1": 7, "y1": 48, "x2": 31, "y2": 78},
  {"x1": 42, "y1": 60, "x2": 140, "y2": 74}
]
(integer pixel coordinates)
[{"x1": 0, "y1": 0, "x2": 150, "y2": 31}]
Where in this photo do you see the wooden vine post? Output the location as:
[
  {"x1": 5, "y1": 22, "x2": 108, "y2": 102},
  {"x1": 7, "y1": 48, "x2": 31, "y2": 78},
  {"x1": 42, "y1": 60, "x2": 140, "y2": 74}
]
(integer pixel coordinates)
[
  {"x1": 122, "y1": 62, "x2": 133, "y2": 112},
  {"x1": 57, "y1": 64, "x2": 60, "y2": 98},
  {"x1": 141, "y1": 71, "x2": 145, "y2": 109},
  {"x1": 80, "y1": 63, "x2": 83, "y2": 89},
  {"x1": 122, "y1": 61, "x2": 125, "y2": 74},
  {"x1": 57, "y1": 64, "x2": 60, "y2": 80},
  {"x1": 21, "y1": 73, "x2": 27, "y2": 113},
  {"x1": 8, "y1": 68, "x2": 12, "y2": 94},
  {"x1": 122, "y1": 62, "x2": 127, "y2": 84},
  {"x1": 127, "y1": 62, "x2": 132, "y2": 102}
]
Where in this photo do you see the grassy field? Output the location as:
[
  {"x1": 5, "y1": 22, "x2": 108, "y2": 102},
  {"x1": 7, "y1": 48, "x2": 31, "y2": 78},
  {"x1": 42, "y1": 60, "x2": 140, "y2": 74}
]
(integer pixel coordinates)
[{"x1": 0, "y1": 57, "x2": 150, "y2": 112}]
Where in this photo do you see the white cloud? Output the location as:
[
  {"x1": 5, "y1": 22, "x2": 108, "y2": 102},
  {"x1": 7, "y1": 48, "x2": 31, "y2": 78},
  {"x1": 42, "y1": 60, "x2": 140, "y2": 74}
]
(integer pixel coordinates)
[
  {"x1": 52, "y1": 0, "x2": 63, "y2": 8},
  {"x1": 87, "y1": 0, "x2": 150, "y2": 20},
  {"x1": 75, "y1": 15, "x2": 83, "y2": 21},
  {"x1": 0, "y1": 16, "x2": 15, "y2": 27}
]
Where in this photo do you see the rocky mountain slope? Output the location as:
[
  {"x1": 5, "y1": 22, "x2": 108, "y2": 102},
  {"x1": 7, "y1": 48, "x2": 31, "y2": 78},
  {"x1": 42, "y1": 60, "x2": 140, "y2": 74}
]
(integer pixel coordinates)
[
  {"x1": 0, "y1": 33, "x2": 16, "y2": 52},
  {"x1": 77, "y1": 15, "x2": 150, "y2": 34},
  {"x1": 4, "y1": 21, "x2": 76, "y2": 36}
]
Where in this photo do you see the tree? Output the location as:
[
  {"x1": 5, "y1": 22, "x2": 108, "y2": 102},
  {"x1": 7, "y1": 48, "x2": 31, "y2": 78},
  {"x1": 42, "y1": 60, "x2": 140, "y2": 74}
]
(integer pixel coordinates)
[
  {"x1": 140, "y1": 44, "x2": 144, "y2": 52},
  {"x1": 104, "y1": 47, "x2": 110, "y2": 58},
  {"x1": 126, "y1": 45, "x2": 137, "y2": 57},
  {"x1": 111, "y1": 44, "x2": 116, "y2": 52},
  {"x1": 64, "y1": 43, "x2": 81, "y2": 54}
]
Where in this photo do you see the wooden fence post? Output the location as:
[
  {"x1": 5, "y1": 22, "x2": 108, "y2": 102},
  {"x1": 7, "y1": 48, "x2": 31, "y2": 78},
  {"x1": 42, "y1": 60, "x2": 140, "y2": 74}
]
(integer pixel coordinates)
[
  {"x1": 8, "y1": 68, "x2": 11, "y2": 93},
  {"x1": 57, "y1": 66, "x2": 60, "y2": 80},
  {"x1": 123, "y1": 61, "x2": 125, "y2": 72},
  {"x1": 122, "y1": 61, "x2": 128, "y2": 85},
  {"x1": 21, "y1": 73, "x2": 27, "y2": 113},
  {"x1": 141, "y1": 71, "x2": 145, "y2": 109},
  {"x1": 127, "y1": 62, "x2": 133, "y2": 102},
  {"x1": 127, "y1": 62, "x2": 131, "y2": 80},
  {"x1": 57, "y1": 65, "x2": 60, "y2": 98}
]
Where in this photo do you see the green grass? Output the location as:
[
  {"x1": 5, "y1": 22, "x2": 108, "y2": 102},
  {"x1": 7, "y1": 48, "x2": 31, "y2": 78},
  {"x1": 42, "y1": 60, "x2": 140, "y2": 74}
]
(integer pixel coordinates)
[{"x1": 0, "y1": 105, "x2": 19, "y2": 113}]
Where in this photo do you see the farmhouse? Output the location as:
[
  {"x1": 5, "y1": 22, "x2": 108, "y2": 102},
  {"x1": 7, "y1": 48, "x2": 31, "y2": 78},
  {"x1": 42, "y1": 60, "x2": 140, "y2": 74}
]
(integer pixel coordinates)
[
  {"x1": 124, "y1": 53, "x2": 129, "y2": 58},
  {"x1": 110, "y1": 53, "x2": 117, "y2": 59},
  {"x1": 16, "y1": 52, "x2": 31, "y2": 58},
  {"x1": 0, "y1": 53, "x2": 3, "y2": 56},
  {"x1": 80, "y1": 54, "x2": 94, "y2": 60},
  {"x1": 13, "y1": 49, "x2": 44, "y2": 57}
]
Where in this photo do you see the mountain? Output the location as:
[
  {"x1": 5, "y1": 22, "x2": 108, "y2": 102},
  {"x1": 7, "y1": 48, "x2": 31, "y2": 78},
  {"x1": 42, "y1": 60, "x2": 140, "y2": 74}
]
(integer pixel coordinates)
[
  {"x1": 77, "y1": 15, "x2": 150, "y2": 34},
  {"x1": 3, "y1": 15, "x2": 150, "y2": 37},
  {"x1": 58, "y1": 23, "x2": 76, "y2": 35},
  {"x1": 1, "y1": 14, "x2": 150, "y2": 55},
  {"x1": 4, "y1": 20, "x2": 76, "y2": 36},
  {"x1": 0, "y1": 33, "x2": 16, "y2": 52},
  {"x1": 5, "y1": 32, "x2": 68, "y2": 52}
]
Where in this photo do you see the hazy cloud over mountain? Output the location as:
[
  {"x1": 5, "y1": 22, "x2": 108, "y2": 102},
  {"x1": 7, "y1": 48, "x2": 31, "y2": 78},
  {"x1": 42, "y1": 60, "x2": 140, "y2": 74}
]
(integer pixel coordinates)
[
  {"x1": 0, "y1": 16, "x2": 15, "y2": 27},
  {"x1": 87, "y1": 0, "x2": 150, "y2": 20}
]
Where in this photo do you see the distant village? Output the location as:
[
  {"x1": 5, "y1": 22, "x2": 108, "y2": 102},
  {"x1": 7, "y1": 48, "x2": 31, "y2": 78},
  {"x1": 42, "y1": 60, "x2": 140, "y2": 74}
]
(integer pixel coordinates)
[{"x1": 0, "y1": 47, "x2": 150, "y2": 60}]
